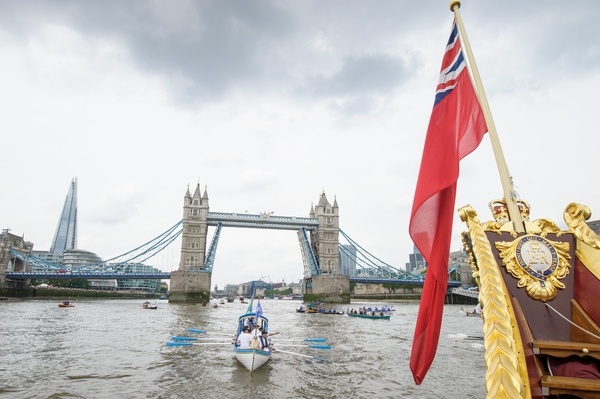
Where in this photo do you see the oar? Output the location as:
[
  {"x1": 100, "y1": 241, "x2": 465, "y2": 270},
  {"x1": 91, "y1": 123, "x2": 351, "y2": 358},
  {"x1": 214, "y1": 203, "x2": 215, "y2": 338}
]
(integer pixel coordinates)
[
  {"x1": 276, "y1": 349, "x2": 326, "y2": 362},
  {"x1": 171, "y1": 335, "x2": 234, "y2": 342},
  {"x1": 166, "y1": 341, "x2": 232, "y2": 347},
  {"x1": 275, "y1": 338, "x2": 327, "y2": 343},
  {"x1": 303, "y1": 338, "x2": 327, "y2": 343},
  {"x1": 166, "y1": 341, "x2": 196, "y2": 347},
  {"x1": 447, "y1": 333, "x2": 483, "y2": 340},
  {"x1": 188, "y1": 328, "x2": 232, "y2": 337},
  {"x1": 277, "y1": 344, "x2": 331, "y2": 350}
]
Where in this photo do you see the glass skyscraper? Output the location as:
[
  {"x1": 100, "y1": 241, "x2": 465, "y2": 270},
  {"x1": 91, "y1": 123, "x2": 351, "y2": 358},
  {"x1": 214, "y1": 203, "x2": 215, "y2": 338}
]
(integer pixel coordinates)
[{"x1": 49, "y1": 177, "x2": 78, "y2": 255}]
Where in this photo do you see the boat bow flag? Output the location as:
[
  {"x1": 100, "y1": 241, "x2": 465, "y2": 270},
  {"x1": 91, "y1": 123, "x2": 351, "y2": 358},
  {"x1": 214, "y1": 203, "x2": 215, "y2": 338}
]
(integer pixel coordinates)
[
  {"x1": 408, "y1": 20, "x2": 487, "y2": 385},
  {"x1": 255, "y1": 300, "x2": 263, "y2": 320}
]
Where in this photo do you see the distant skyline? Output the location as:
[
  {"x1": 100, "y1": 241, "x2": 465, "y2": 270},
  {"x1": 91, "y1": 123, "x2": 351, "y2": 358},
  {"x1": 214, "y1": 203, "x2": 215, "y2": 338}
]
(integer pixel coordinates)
[{"x1": 2, "y1": 1, "x2": 600, "y2": 290}]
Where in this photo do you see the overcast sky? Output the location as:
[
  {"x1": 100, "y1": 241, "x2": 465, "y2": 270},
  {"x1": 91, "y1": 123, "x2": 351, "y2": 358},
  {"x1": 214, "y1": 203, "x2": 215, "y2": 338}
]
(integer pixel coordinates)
[{"x1": 2, "y1": 1, "x2": 599, "y2": 290}]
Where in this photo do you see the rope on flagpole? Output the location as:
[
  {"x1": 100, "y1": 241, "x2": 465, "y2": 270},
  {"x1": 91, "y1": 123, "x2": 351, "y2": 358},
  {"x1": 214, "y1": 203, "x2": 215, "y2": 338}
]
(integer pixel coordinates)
[{"x1": 450, "y1": 0, "x2": 525, "y2": 233}]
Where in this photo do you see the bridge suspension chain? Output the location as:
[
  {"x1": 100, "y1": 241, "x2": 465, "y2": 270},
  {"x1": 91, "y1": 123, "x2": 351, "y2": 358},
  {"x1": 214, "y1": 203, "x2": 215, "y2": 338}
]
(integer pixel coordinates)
[
  {"x1": 338, "y1": 229, "x2": 416, "y2": 279},
  {"x1": 100, "y1": 220, "x2": 183, "y2": 267}
]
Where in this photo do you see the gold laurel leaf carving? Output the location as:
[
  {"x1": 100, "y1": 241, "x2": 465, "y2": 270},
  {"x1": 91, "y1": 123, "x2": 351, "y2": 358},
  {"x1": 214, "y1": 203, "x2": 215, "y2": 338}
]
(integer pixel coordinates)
[{"x1": 459, "y1": 205, "x2": 527, "y2": 398}]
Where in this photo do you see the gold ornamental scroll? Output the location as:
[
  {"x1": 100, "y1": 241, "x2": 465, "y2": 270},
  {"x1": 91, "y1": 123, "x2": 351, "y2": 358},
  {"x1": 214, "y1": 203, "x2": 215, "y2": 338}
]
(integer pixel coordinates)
[{"x1": 459, "y1": 205, "x2": 529, "y2": 399}]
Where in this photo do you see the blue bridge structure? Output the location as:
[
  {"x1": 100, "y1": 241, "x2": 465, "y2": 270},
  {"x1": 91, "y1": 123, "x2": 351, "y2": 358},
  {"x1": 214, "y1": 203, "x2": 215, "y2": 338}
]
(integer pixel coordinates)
[
  {"x1": 2, "y1": 186, "x2": 464, "y2": 302},
  {"x1": 6, "y1": 214, "x2": 460, "y2": 288}
]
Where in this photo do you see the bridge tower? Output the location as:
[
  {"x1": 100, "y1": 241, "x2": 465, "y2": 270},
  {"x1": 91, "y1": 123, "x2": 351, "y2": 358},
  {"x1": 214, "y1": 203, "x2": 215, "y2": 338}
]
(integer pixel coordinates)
[
  {"x1": 0, "y1": 229, "x2": 34, "y2": 289},
  {"x1": 305, "y1": 192, "x2": 350, "y2": 303},
  {"x1": 169, "y1": 184, "x2": 212, "y2": 303}
]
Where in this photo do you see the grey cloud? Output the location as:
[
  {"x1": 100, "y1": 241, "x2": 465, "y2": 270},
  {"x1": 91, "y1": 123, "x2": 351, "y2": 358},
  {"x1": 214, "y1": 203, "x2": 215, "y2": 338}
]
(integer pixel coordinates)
[
  {"x1": 4, "y1": 0, "x2": 598, "y2": 109},
  {"x1": 297, "y1": 54, "x2": 414, "y2": 115},
  {"x1": 303, "y1": 54, "x2": 412, "y2": 96},
  {"x1": 0, "y1": 1, "x2": 297, "y2": 104}
]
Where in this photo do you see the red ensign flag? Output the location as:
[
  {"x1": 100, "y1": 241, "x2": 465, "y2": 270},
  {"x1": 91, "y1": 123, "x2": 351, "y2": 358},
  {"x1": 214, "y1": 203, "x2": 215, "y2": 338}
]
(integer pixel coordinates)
[{"x1": 408, "y1": 20, "x2": 487, "y2": 384}]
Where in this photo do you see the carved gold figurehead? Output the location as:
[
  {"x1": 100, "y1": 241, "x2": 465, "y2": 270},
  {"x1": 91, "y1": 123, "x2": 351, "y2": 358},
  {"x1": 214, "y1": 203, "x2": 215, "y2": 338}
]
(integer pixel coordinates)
[{"x1": 460, "y1": 200, "x2": 600, "y2": 399}]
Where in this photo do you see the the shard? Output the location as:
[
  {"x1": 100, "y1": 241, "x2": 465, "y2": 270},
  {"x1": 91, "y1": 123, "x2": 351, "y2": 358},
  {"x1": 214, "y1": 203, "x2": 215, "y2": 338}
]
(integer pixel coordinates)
[{"x1": 49, "y1": 177, "x2": 78, "y2": 255}]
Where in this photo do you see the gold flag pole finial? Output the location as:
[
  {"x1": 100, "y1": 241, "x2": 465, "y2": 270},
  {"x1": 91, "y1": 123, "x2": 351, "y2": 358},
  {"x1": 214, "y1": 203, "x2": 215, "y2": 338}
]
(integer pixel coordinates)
[{"x1": 450, "y1": 1, "x2": 525, "y2": 233}]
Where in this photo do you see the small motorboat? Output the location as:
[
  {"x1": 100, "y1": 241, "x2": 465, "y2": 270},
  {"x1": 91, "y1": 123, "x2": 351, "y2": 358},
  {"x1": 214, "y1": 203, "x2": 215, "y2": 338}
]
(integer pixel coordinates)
[
  {"x1": 58, "y1": 301, "x2": 74, "y2": 308},
  {"x1": 142, "y1": 301, "x2": 157, "y2": 310}
]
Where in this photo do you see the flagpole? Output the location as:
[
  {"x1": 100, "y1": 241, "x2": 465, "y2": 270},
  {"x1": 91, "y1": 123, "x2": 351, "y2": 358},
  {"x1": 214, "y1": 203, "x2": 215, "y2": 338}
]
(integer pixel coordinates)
[{"x1": 450, "y1": 0, "x2": 525, "y2": 233}]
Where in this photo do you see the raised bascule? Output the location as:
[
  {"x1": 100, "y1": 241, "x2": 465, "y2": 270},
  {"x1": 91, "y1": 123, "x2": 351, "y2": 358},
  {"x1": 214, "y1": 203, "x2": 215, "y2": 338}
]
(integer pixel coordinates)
[{"x1": 168, "y1": 184, "x2": 351, "y2": 304}]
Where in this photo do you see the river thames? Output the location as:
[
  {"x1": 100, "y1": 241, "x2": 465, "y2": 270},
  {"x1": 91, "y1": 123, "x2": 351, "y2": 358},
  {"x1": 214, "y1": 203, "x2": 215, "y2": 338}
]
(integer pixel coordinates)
[{"x1": 0, "y1": 298, "x2": 485, "y2": 399}]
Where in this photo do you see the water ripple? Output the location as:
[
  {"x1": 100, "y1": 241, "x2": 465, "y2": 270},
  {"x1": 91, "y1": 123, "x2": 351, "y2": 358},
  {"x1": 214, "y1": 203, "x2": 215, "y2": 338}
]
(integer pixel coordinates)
[{"x1": 0, "y1": 298, "x2": 485, "y2": 398}]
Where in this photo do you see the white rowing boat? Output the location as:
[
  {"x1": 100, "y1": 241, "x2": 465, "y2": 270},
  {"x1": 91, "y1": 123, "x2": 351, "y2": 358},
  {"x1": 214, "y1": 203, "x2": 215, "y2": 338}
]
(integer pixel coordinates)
[
  {"x1": 233, "y1": 346, "x2": 271, "y2": 371},
  {"x1": 233, "y1": 300, "x2": 271, "y2": 371}
]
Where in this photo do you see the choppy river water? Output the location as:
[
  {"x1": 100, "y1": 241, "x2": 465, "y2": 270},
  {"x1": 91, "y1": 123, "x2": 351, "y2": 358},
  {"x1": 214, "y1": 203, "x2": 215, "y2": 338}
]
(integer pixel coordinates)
[{"x1": 0, "y1": 298, "x2": 485, "y2": 399}]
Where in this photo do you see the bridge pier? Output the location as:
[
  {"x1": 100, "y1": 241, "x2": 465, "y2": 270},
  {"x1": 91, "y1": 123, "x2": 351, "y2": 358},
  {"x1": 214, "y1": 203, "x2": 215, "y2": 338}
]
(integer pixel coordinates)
[
  {"x1": 305, "y1": 274, "x2": 350, "y2": 304},
  {"x1": 168, "y1": 270, "x2": 211, "y2": 304}
]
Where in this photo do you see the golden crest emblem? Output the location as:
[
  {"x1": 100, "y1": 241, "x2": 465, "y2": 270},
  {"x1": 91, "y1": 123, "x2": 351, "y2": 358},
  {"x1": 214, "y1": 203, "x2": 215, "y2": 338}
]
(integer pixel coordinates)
[{"x1": 495, "y1": 234, "x2": 571, "y2": 301}]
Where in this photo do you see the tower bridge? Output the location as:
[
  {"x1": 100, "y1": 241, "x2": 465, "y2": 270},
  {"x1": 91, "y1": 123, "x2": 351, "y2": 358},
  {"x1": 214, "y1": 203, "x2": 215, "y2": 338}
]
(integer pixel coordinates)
[
  {"x1": 170, "y1": 184, "x2": 350, "y2": 303},
  {"x1": 1, "y1": 182, "x2": 462, "y2": 303}
]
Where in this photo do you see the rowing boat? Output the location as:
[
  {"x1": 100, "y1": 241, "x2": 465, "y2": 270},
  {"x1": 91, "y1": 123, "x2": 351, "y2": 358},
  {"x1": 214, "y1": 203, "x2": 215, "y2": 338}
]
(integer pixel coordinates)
[
  {"x1": 347, "y1": 313, "x2": 390, "y2": 320},
  {"x1": 233, "y1": 300, "x2": 271, "y2": 371},
  {"x1": 298, "y1": 307, "x2": 343, "y2": 315}
]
